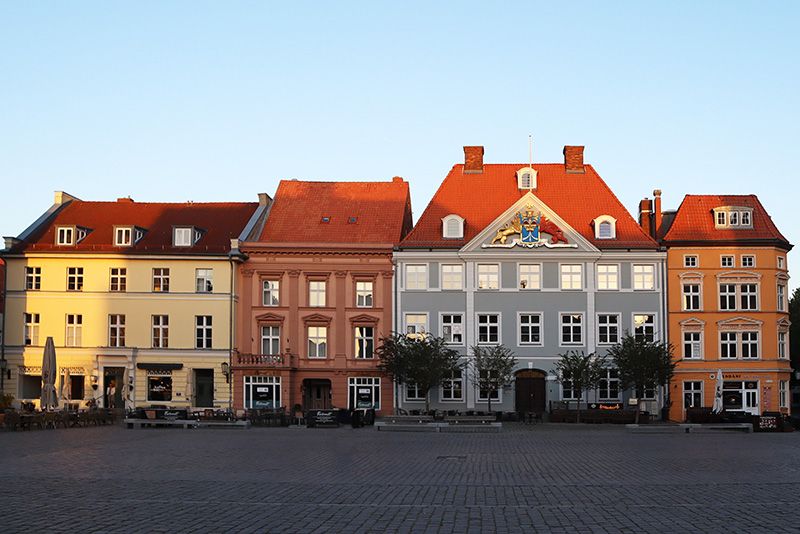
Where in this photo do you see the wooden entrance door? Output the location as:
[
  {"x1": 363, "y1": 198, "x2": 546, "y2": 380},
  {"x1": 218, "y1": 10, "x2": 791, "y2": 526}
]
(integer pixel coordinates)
[
  {"x1": 515, "y1": 370, "x2": 546, "y2": 413},
  {"x1": 303, "y1": 379, "x2": 332, "y2": 410}
]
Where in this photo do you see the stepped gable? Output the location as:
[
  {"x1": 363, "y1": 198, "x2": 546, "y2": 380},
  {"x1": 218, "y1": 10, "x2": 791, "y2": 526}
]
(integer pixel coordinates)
[{"x1": 258, "y1": 179, "x2": 412, "y2": 245}]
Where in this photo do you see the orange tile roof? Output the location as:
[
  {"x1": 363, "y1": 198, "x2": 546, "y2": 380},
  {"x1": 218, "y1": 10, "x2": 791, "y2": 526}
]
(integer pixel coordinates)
[
  {"x1": 9, "y1": 199, "x2": 259, "y2": 254},
  {"x1": 401, "y1": 163, "x2": 657, "y2": 249},
  {"x1": 662, "y1": 194, "x2": 790, "y2": 246},
  {"x1": 257, "y1": 180, "x2": 413, "y2": 245}
]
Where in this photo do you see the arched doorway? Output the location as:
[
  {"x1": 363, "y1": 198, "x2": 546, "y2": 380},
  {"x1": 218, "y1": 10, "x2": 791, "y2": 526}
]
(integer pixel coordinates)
[
  {"x1": 515, "y1": 369, "x2": 546, "y2": 413},
  {"x1": 302, "y1": 379, "x2": 332, "y2": 410}
]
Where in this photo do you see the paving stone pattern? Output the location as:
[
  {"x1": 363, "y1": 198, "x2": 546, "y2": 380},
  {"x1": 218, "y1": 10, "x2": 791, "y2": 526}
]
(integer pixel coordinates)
[{"x1": 1, "y1": 424, "x2": 799, "y2": 533}]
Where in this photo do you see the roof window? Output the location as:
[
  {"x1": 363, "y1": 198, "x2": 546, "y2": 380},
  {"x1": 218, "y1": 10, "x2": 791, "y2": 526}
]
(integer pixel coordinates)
[
  {"x1": 516, "y1": 167, "x2": 537, "y2": 190},
  {"x1": 713, "y1": 206, "x2": 753, "y2": 229},
  {"x1": 442, "y1": 214, "x2": 465, "y2": 239},
  {"x1": 592, "y1": 215, "x2": 617, "y2": 239},
  {"x1": 173, "y1": 226, "x2": 205, "y2": 247}
]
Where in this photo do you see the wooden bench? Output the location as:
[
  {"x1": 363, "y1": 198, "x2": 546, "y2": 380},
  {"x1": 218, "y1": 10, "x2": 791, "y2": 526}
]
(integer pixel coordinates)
[
  {"x1": 125, "y1": 418, "x2": 196, "y2": 429},
  {"x1": 444, "y1": 415, "x2": 496, "y2": 424}
]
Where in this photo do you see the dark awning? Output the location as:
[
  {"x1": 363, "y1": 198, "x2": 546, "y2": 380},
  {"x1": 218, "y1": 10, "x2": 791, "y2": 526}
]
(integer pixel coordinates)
[{"x1": 136, "y1": 363, "x2": 184, "y2": 371}]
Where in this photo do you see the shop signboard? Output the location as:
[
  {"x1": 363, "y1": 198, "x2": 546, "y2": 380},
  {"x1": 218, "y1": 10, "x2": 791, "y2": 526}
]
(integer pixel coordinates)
[{"x1": 308, "y1": 410, "x2": 339, "y2": 427}]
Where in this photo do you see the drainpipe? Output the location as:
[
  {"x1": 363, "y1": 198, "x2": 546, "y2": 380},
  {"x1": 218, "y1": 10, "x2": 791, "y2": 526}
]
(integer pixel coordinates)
[
  {"x1": 1, "y1": 258, "x2": 7, "y2": 395},
  {"x1": 228, "y1": 254, "x2": 235, "y2": 413}
]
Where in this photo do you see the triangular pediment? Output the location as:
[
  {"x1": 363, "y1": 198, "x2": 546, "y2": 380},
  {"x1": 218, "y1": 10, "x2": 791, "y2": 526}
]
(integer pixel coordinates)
[
  {"x1": 717, "y1": 316, "x2": 763, "y2": 328},
  {"x1": 679, "y1": 317, "x2": 706, "y2": 327},
  {"x1": 464, "y1": 192, "x2": 597, "y2": 253},
  {"x1": 302, "y1": 313, "x2": 332, "y2": 325},
  {"x1": 255, "y1": 312, "x2": 285, "y2": 324},
  {"x1": 349, "y1": 313, "x2": 380, "y2": 325}
]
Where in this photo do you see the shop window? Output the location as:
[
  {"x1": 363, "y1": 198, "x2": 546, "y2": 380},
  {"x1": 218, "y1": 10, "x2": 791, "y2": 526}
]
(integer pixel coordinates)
[
  {"x1": 244, "y1": 375, "x2": 281, "y2": 409},
  {"x1": 348, "y1": 377, "x2": 380, "y2": 410},
  {"x1": 147, "y1": 371, "x2": 173, "y2": 402}
]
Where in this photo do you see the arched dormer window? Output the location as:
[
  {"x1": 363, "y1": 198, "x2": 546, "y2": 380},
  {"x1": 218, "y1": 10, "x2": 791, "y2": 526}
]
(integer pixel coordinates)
[
  {"x1": 442, "y1": 214, "x2": 465, "y2": 239},
  {"x1": 593, "y1": 215, "x2": 617, "y2": 239},
  {"x1": 516, "y1": 167, "x2": 537, "y2": 190}
]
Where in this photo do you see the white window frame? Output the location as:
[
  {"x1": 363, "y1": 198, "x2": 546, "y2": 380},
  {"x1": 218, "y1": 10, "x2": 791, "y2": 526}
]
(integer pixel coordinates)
[
  {"x1": 741, "y1": 255, "x2": 755, "y2": 268},
  {"x1": 778, "y1": 256, "x2": 785, "y2": 270},
  {"x1": 720, "y1": 331, "x2": 738, "y2": 359},
  {"x1": 244, "y1": 375, "x2": 281, "y2": 409},
  {"x1": 740, "y1": 283, "x2": 758, "y2": 311},
  {"x1": 780, "y1": 380, "x2": 788, "y2": 409},
  {"x1": 777, "y1": 283, "x2": 787, "y2": 312},
  {"x1": 598, "y1": 368, "x2": 620, "y2": 401},
  {"x1": 66, "y1": 314, "x2": 83, "y2": 347},
  {"x1": 354, "y1": 326, "x2": 374, "y2": 359},
  {"x1": 519, "y1": 313, "x2": 542, "y2": 346},
  {"x1": 560, "y1": 313, "x2": 583, "y2": 346},
  {"x1": 596, "y1": 264, "x2": 619, "y2": 291},
  {"x1": 683, "y1": 330, "x2": 702, "y2": 359},
  {"x1": 173, "y1": 227, "x2": 193, "y2": 247},
  {"x1": 405, "y1": 264, "x2": 427, "y2": 290},
  {"x1": 405, "y1": 382, "x2": 425, "y2": 401},
  {"x1": 683, "y1": 381, "x2": 703, "y2": 411},
  {"x1": 683, "y1": 255, "x2": 698, "y2": 268},
  {"x1": 115, "y1": 227, "x2": 132, "y2": 246},
  {"x1": 261, "y1": 325, "x2": 280, "y2": 355},
  {"x1": 307, "y1": 326, "x2": 328, "y2": 359},
  {"x1": 109, "y1": 314, "x2": 126, "y2": 347},
  {"x1": 405, "y1": 314, "x2": 428, "y2": 338},
  {"x1": 348, "y1": 377, "x2": 380, "y2": 410},
  {"x1": 778, "y1": 331, "x2": 788, "y2": 359},
  {"x1": 153, "y1": 268, "x2": 170, "y2": 293},
  {"x1": 560, "y1": 264, "x2": 582, "y2": 291},
  {"x1": 356, "y1": 281, "x2": 374, "y2": 308},
  {"x1": 56, "y1": 226, "x2": 74, "y2": 246},
  {"x1": 593, "y1": 215, "x2": 617, "y2": 239},
  {"x1": 25, "y1": 266, "x2": 41, "y2": 290},
  {"x1": 682, "y1": 283, "x2": 701, "y2": 311},
  {"x1": 262, "y1": 280, "x2": 280, "y2": 306},
  {"x1": 441, "y1": 313, "x2": 464, "y2": 345},
  {"x1": 477, "y1": 369, "x2": 501, "y2": 403},
  {"x1": 632, "y1": 264, "x2": 655, "y2": 291},
  {"x1": 477, "y1": 313, "x2": 500, "y2": 345},
  {"x1": 442, "y1": 214, "x2": 465, "y2": 239},
  {"x1": 518, "y1": 264, "x2": 541, "y2": 290},
  {"x1": 441, "y1": 264, "x2": 463, "y2": 291},
  {"x1": 24, "y1": 313, "x2": 40, "y2": 346},
  {"x1": 152, "y1": 315, "x2": 169, "y2": 348},
  {"x1": 441, "y1": 370, "x2": 464, "y2": 402},
  {"x1": 633, "y1": 314, "x2": 656, "y2": 342},
  {"x1": 597, "y1": 314, "x2": 619, "y2": 345},
  {"x1": 67, "y1": 267, "x2": 83, "y2": 291},
  {"x1": 477, "y1": 264, "x2": 499, "y2": 290},
  {"x1": 195, "y1": 269, "x2": 213, "y2": 293},
  {"x1": 309, "y1": 280, "x2": 326, "y2": 307},
  {"x1": 110, "y1": 267, "x2": 126, "y2": 292},
  {"x1": 741, "y1": 331, "x2": 759, "y2": 359},
  {"x1": 721, "y1": 255, "x2": 734, "y2": 268},
  {"x1": 195, "y1": 315, "x2": 212, "y2": 349}
]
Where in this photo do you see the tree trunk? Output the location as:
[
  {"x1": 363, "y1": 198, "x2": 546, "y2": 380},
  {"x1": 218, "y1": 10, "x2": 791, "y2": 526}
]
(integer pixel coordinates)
[
  {"x1": 424, "y1": 390, "x2": 431, "y2": 414},
  {"x1": 576, "y1": 390, "x2": 581, "y2": 424},
  {"x1": 487, "y1": 389, "x2": 493, "y2": 414}
]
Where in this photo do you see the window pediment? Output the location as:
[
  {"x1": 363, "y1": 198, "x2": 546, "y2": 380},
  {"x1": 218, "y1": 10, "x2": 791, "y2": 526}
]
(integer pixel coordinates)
[
  {"x1": 255, "y1": 312, "x2": 285, "y2": 325},
  {"x1": 349, "y1": 314, "x2": 379, "y2": 326},
  {"x1": 717, "y1": 316, "x2": 763, "y2": 329},
  {"x1": 679, "y1": 271, "x2": 704, "y2": 281},
  {"x1": 716, "y1": 270, "x2": 761, "y2": 282},
  {"x1": 679, "y1": 317, "x2": 706, "y2": 328},
  {"x1": 302, "y1": 313, "x2": 332, "y2": 326}
]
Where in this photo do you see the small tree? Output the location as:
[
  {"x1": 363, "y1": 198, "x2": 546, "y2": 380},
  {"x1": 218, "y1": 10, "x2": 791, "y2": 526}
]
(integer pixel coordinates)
[
  {"x1": 553, "y1": 350, "x2": 606, "y2": 423},
  {"x1": 375, "y1": 332, "x2": 464, "y2": 413},
  {"x1": 470, "y1": 344, "x2": 517, "y2": 413},
  {"x1": 789, "y1": 288, "x2": 800, "y2": 377},
  {"x1": 606, "y1": 332, "x2": 676, "y2": 406}
]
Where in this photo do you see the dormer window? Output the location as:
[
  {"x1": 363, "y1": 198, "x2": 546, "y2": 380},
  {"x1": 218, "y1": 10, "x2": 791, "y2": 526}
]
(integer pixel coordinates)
[
  {"x1": 442, "y1": 214, "x2": 465, "y2": 239},
  {"x1": 593, "y1": 215, "x2": 617, "y2": 239},
  {"x1": 173, "y1": 226, "x2": 205, "y2": 247},
  {"x1": 115, "y1": 227, "x2": 132, "y2": 246},
  {"x1": 57, "y1": 227, "x2": 74, "y2": 246},
  {"x1": 516, "y1": 167, "x2": 537, "y2": 190},
  {"x1": 713, "y1": 206, "x2": 753, "y2": 229}
]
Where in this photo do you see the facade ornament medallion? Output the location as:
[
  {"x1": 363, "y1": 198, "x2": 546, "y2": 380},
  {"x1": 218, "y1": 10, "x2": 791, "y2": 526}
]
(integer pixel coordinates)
[{"x1": 483, "y1": 204, "x2": 576, "y2": 249}]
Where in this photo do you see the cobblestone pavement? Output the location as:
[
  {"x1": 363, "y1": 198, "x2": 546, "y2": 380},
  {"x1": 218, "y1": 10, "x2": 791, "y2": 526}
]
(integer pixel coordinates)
[{"x1": 1, "y1": 423, "x2": 799, "y2": 533}]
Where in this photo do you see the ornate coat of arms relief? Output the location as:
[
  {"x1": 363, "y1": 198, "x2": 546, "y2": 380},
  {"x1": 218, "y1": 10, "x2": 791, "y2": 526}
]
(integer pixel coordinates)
[{"x1": 483, "y1": 204, "x2": 576, "y2": 249}]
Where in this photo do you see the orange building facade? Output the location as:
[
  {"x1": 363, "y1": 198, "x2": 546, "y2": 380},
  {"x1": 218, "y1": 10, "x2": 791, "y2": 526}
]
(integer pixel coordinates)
[
  {"x1": 657, "y1": 195, "x2": 792, "y2": 421},
  {"x1": 231, "y1": 179, "x2": 413, "y2": 415}
]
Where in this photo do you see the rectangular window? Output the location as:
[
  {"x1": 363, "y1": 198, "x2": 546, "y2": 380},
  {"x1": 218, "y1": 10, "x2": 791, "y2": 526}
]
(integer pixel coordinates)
[
  {"x1": 684, "y1": 255, "x2": 698, "y2": 268},
  {"x1": 406, "y1": 382, "x2": 424, "y2": 401},
  {"x1": 778, "y1": 331, "x2": 788, "y2": 359},
  {"x1": 780, "y1": 380, "x2": 788, "y2": 409},
  {"x1": 110, "y1": 268, "x2": 127, "y2": 292},
  {"x1": 441, "y1": 370, "x2": 463, "y2": 401},
  {"x1": 109, "y1": 314, "x2": 126, "y2": 347},
  {"x1": 477, "y1": 314, "x2": 500, "y2": 344},
  {"x1": 740, "y1": 284, "x2": 758, "y2": 310},
  {"x1": 261, "y1": 325, "x2": 280, "y2": 355},
  {"x1": 115, "y1": 227, "x2": 132, "y2": 246},
  {"x1": 561, "y1": 314, "x2": 583, "y2": 345},
  {"x1": 741, "y1": 255, "x2": 755, "y2": 268},
  {"x1": 633, "y1": 265, "x2": 654, "y2": 290},
  {"x1": 519, "y1": 314, "x2": 542, "y2": 345},
  {"x1": 683, "y1": 284, "x2": 701, "y2": 311},
  {"x1": 597, "y1": 314, "x2": 619, "y2": 345},
  {"x1": 599, "y1": 369, "x2": 620, "y2": 400},
  {"x1": 147, "y1": 371, "x2": 173, "y2": 402},
  {"x1": 348, "y1": 377, "x2": 380, "y2": 410},
  {"x1": 778, "y1": 284, "x2": 786, "y2": 312},
  {"x1": 597, "y1": 265, "x2": 618, "y2": 291},
  {"x1": 24, "y1": 313, "x2": 40, "y2": 346},
  {"x1": 720, "y1": 332, "x2": 737, "y2": 359},
  {"x1": 173, "y1": 227, "x2": 192, "y2": 247},
  {"x1": 719, "y1": 284, "x2": 736, "y2": 310},
  {"x1": 196, "y1": 316, "x2": 212, "y2": 349},
  {"x1": 441, "y1": 314, "x2": 463, "y2": 344},
  {"x1": 441, "y1": 265, "x2": 463, "y2": 290},
  {"x1": 721, "y1": 255, "x2": 734, "y2": 268},
  {"x1": 634, "y1": 314, "x2": 655, "y2": 342},
  {"x1": 716, "y1": 212, "x2": 727, "y2": 226},
  {"x1": 729, "y1": 211, "x2": 739, "y2": 226},
  {"x1": 57, "y1": 227, "x2": 74, "y2": 245},
  {"x1": 66, "y1": 314, "x2": 82, "y2": 347},
  {"x1": 405, "y1": 314, "x2": 428, "y2": 338},
  {"x1": 519, "y1": 264, "x2": 541, "y2": 290},
  {"x1": 560, "y1": 264, "x2": 582, "y2": 290},
  {"x1": 262, "y1": 280, "x2": 280, "y2": 306},
  {"x1": 741, "y1": 331, "x2": 759, "y2": 359},
  {"x1": 778, "y1": 256, "x2": 785, "y2": 269},
  {"x1": 356, "y1": 281, "x2": 373, "y2": 307},
  {"x1": 153, "y1": 268, "x2": 170, "y2": 292},
  {"x1": 196, "y1": 269, "x2": 213, "y2": 293},
  {"x1": 683, "y1": 332, "x2": 701, "y2": 359},
  {"x1": 405, "y1": 265, "x2": 427, "y2": 290},
  {"x1": 152, "y1": 315, "x2": 169, "y2": 348},
  {"x1": 561, "y1": 374, "x2": 575, "y2": 400},
  {"x1": 244, "y1": 375, "x2": 281, "y2": 408},
  {"x1": 478, "y1": 369, "x2": 501, "y2": 402},
  {"x1": 309, "y1": 281, "x2": 326, "y2": 307},
  {"x1": 741, "y1": 211, "x2": 751, "y2": 226},
  {"x1": 684, "y1": 381, "x2": 703, "y2": 410},
  {"x1": 308, "y1": 326, "x2": 327, "y2": 358},
  {"x1": 477, "y1": 264, "x2": 499, "y2": 290},
  {"x1": 67, "y1": 267, "x2": 84, "y2": 291},
  {"x1": 355, "y1": 326, "x2": 374, "y2": 359},
  {"x1": 25, "y1": 267, "x2": 41, "y2": 290}
]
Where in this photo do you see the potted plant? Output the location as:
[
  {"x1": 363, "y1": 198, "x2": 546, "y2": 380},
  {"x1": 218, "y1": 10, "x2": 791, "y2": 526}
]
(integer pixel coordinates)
[{"x1": 0, "y1": 393, "x2": 14, "y2": 409}]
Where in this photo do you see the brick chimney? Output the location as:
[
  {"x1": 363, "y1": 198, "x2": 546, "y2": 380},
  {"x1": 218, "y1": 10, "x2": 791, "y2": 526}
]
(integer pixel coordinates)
[
  {"x1": 653, "y1": 189, "x2": 662, "y2": 241},
  {"x1": 464, "y1": 146, "x2": 484, "y2": 173},
  {"x1": 563, "y1": 146, "x2": 585, "y2": 174},
  {"x1": 639, "y1": 198, "x2": 652, "y2": 237}
]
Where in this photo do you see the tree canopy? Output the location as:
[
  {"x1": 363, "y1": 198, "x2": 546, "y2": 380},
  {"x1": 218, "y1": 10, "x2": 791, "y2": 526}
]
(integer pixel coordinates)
[
  {"x1": 606, "y1": 332, "x2": 676, "y2": 398},
  {"x1": 375, "y1": 332, "x2": 463, "y2": 413},
  {"x1": 553, "y1": 350, "x2": 606, "y2": 422},
  {"x1": 470, "y1": 344, "x2": 517, "y2": 413},
  {"x1": 789, "y1": 287, "x2": 800, "y2": 373}
]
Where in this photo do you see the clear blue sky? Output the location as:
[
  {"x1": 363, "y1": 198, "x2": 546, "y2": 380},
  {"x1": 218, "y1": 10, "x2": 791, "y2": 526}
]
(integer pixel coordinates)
[{"x1": 2, "y1": 2, "x2": 798, "y2": 288}]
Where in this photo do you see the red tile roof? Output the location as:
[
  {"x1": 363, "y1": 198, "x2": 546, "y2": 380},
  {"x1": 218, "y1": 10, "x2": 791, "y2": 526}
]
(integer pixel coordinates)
[
  {"x1": 257, "y1": 180, "x2": 413, "y2": 245},
  {"x1": 9, "y1": 199, "x2": 259, "y2": 254},
  {"x1": 662, "y1": 194, "x2": 790, "y2": 246},
  {"x1": 401, "y1": 163, "x2": 657, "y2": 249}
]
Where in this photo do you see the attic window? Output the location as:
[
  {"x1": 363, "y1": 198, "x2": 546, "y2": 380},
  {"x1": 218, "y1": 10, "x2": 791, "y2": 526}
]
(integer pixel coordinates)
[
  {"x1": 321, "y1": 217, "x2": 331, "y2": 224},
  {"x1": 713, "y1": 206, "x2": 753, "y2": 229},
  {"x1": 56, "y1": 227, "x2": 74, "y2": 246},
  {"x1": 516, "y1": 167, "x2": 537, "y2": 190},
  {"x1": 348, "y1": 217, "x2": 357, "y2": 224},
  {"x1": 115, "y1": 227, "x2": 133, "y2": 246},
  {"x1": 593, "y1": 215, "x2": 617, "y2": 239},
  {"x1": 442, "y1": 214, "x2": 465, "y2": 239}
]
